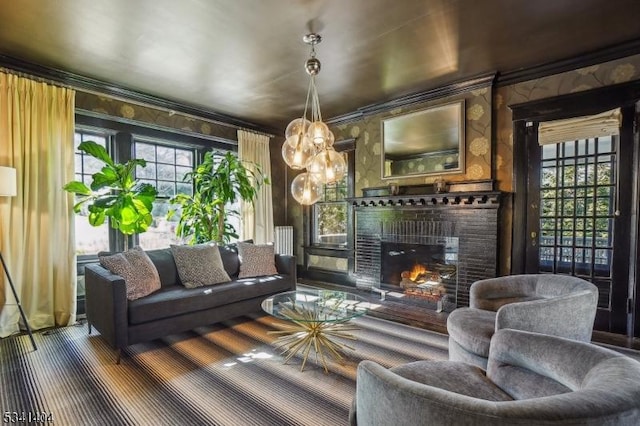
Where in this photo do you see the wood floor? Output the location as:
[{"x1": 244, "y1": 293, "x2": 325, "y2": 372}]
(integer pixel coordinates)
[{"x1": 300, "y1": 278, "x2": 640, "y2": 351}]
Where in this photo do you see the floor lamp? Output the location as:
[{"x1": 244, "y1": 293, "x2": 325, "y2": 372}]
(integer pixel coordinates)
[{"x1": 0, "y1": 166, "x2": 36, "y2": 350}]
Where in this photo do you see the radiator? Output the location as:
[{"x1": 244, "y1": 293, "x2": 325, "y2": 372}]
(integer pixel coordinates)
[{"x1": 274, "y1": 226, "x2": 294, "y2": 256}]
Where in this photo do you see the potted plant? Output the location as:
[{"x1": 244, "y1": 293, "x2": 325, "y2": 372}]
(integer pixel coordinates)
[
  {"x1": 63, "y1": 141, "x2": 158, "y2": 251},
  {"x1": 168, "y1": 150, "x2": 268, "y2": 244}
]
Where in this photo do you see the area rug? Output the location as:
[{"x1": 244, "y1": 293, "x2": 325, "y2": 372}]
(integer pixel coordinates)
[{"x1": 0, "y1": 314, "x2": 449, "y2": 426}]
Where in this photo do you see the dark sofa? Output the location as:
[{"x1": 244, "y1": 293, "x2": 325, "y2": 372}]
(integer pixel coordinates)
[{"x1": 84, "y1": 244, "x2": 296, "y2": 363}]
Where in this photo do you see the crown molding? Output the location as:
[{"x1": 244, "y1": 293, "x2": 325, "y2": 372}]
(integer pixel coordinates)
[
  {"x1": 0, "y1": 54, "x2": 277, "y2": 136},
  {"x1": 327, "y1": 73, "x2": 496, "y2": 126},
  {"x1": 497, "y1": 38, "x2": 640, "y2": 87}
]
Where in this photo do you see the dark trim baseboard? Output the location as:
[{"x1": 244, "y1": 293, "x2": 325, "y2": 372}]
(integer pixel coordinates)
[
  {"x1": 0, "y1": 54, "x2": 277, "y2": 136},
  {"x1": 299, "y1": 268, "x2": 355, "y2": 287}
]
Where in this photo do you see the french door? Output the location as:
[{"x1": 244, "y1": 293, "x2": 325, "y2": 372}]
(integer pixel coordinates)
[
  {"x1": 525, "y1": 131, "x2": 631, "y2": 333},
  {"x1": 511, "y1": 83, "x2": 640, "y2": 336}
]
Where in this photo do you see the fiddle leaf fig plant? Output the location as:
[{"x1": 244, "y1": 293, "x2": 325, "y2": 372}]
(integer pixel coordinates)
[
  {"x1": 168, "y1": 150, "x2": 269, "y2": 244},
  {"x1": 63, "y1": 140, "x2": 158, "y2": 250}
]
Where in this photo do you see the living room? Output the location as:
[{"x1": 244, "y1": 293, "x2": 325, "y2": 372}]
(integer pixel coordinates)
[{"x1": 2, "y1": 1, "x2": 640, "y2": 425}]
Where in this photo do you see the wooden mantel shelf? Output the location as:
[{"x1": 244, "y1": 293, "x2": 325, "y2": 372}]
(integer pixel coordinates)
[{"x1": 347, "y1": 191, "x2": 501, "y2": 208}]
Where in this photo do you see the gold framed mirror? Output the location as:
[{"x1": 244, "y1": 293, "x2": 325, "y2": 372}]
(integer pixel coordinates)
[{"x1": 381, "y1": 100, "x2": 465, "y2": 179}]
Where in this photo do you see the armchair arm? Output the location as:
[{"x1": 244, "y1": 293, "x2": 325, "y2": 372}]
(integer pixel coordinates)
[
  {"x1": 495, "y1": 290, "x2": 598, "y2": 342},
  {"x1": 84, "y1": 263, "x2": 129, "y2": 349},
  {"x1": 353, "y1": 360, "x2": 503, "y2": 426},
  {"x1": 275, "y1": 254, "x2": 297, "y2": 290},
  {"x1": 470, "y1": 275, "x2": 538, "y2": 311}
]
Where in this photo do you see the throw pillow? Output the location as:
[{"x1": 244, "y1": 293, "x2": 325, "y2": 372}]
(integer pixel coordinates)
[
  {"x1": 99, "y1": 246, "x2": 161, "y2": 301},
  {"x1": 170, "y1": 243, "x2": 231, "y2": 288},
  {"x1": 237, "y1": 242, "x2": 278, "y2": 278}
]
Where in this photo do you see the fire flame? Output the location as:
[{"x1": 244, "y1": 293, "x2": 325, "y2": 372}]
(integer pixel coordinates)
[{"x1": 409, "y1": 264, "x2": 427, "y2": 281}]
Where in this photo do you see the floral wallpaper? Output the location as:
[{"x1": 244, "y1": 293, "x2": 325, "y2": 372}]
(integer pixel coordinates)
[
  {"x1": 75, "y1": 91, "x2": 239, "y2": 142},
  {"x1": 494, "y1": 54, "x2": 640, "y2": 274}
]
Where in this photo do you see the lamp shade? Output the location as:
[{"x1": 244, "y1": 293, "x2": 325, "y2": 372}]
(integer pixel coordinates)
[{"x1": 0, "y1": 166, "x2": 17, "y2": 197}]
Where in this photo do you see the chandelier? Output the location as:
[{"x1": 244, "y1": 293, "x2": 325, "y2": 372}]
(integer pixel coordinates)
[{"x1": 282, "y1": 33, "x2": 346, "y2": 205}]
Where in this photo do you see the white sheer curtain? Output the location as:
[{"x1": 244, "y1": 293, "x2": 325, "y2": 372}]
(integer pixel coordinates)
[
  {"x1": 0, "y1": 71, "x2": 77, "y2": 336},
  {"x1": 237, "y1": 130, "x2": 273, "y2": 244}
]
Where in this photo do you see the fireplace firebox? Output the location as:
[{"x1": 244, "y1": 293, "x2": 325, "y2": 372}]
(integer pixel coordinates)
[{"x1": 380, "y1": 238, "x2": 458, "y2": 312}]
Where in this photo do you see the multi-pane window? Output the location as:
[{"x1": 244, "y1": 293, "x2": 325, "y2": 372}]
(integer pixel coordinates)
[
  {"x1": 539, "y1": 136, "x2": 616, "y2": 306},
  {"x1": 73, "y1": 130, "x2": 110, "y2": 255},
  {"x1": 134, "y1": 140, "x2": 195, "y2": 249},
  {"x1": 312, "y1": 152, "x2": 349, "y2": 247}
]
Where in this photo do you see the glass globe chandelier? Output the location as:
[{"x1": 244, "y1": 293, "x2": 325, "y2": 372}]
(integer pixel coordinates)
[{"x1": 282, "y1": 33, "x2": 346, "y2": 205}]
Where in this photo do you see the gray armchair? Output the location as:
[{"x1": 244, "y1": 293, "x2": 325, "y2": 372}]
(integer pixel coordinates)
[
  {"x1": 447, "y1": 274, "x2": 598, "y2": 369},
  {"x1": 350, "y1": 329, "x2": 640, "y2": 426}
]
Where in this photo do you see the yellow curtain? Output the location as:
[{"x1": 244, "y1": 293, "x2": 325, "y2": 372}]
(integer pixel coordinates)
[
  {"x1": 0, "y1": 71, "x2": 76, "y2": 337},
  {"x1": 237, "y1": 130, "x2": 274, "y2": 244}
]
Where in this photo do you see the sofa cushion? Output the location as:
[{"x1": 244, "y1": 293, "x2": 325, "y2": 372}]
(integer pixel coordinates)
[
  {"x1": 446, "y1": 307, "x2": 495, "y2": 358},
  {"x1": 237, "y1": 242, "x2": 277, "y2": 278},
  {"x1": 219, "y1": 244, "x2": 240, "y2": 278},
  {"x1": 170, "y1": 243, "x2": 231, "y2": 288},
  {"x1": 127, "y1": 275, "x2": 290, "y2": 324},
  {"x1": 391, "y1": 360, "x2": 513, "y2": 402},
  {"x1": 145, "y1": 248, "x2": 181, "y2": 288},
  {"x1": 99, "y1": 246, "x2": 161, "y2": 301}
]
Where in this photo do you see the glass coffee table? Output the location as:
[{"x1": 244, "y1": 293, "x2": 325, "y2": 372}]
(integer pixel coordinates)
[{"x1": 262, "y1": 289, "x2": 368, "y2": 372}]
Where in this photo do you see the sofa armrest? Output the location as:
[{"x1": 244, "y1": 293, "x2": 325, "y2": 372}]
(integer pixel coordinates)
[
  {"x1": 84, "y1": 263, "x2": 129, "y2": 349},
  {"x1": 275, "y1": 254, "x2": 297, "y2": 290},
  {"x1": 470, "y1": 275, "x2": 538, "y2": 310},
  {"x1": 495, "y1": 290, "x2": 597, "y2": 342}
]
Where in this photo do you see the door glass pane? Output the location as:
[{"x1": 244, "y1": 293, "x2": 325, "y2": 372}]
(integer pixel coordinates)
[{"x1": 538, "y1": 136, "x2": 616, "y2": 309}]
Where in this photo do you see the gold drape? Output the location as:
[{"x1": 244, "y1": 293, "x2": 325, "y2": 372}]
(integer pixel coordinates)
[
  {"x1": 0, "y1": 71, "x2": 76, "y2": 336},
  {"x1": 238, "y1": 130, "x2": 274, "y2": 244}
]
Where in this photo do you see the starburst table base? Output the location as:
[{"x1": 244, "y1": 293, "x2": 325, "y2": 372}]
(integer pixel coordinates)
[{"x1": 269, "y1": 319, "x2": 359, "y2": 373}]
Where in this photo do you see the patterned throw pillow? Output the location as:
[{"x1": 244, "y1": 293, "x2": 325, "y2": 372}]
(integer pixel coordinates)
[
  {"x1": 99, "y1": 246, "x2": 161, "y2": 301},
  {"x1": 237, "y1": 242, "x2": 278, "y2": 278},
  {"x1": 170, "y1": 243, "x2": 231, "y2": 288}
]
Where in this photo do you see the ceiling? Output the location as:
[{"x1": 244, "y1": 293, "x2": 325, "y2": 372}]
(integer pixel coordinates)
[{"x1": 1, "y1": 0, "x2": 639, "y2": 133}]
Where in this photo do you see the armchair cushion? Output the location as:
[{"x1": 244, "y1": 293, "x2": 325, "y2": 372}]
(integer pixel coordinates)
[{"x1": 446, "y1": 307, "x2": 495, "y2": 358}]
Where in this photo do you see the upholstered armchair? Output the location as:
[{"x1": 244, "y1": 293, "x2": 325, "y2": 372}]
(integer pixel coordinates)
[
  {"x1": 350, "y1": 329, "x2": 640, "y2": 426},
  {"x1": 446, "y1": 274, "x2": 598, "y2": 369}
]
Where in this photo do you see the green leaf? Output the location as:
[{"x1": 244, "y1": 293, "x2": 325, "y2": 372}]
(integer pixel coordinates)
[
  {"x1": 63, "y1": 181, "x2": 91, "y2": 195},
  {"x1": 88, "y1": 210, "x2": 105, "y2": 226},
  {"x1": 78, "y1": 141, "x2": 114, "y2": 167},
  {"x1": 91, "y1": 167, "x2": 119, "y2": 190}
]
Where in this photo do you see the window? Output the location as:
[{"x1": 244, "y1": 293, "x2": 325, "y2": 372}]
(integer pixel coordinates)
[
  {"x1": 73, "y1": 130, "x2": 111, "y2": 255},
  {"x1": 312, "y1": 152, "x2": 349, "y2": 247},
  {"x1": 134, "y1": 140, "x2": 195, "y2": 249}
]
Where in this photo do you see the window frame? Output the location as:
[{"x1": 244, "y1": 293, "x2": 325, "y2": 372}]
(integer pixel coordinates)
[{"x1": 302, "y1": 138, "x2": 356, "y2": 284}]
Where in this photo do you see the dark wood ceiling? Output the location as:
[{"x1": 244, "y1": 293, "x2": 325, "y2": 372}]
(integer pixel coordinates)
[{"x1": 1, "y1": 0, "x2": 639, "y2": 132}]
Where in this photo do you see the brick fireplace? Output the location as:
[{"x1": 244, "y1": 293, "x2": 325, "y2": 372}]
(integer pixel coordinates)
[{"x1": 350, "y1": 181, "x2": 502, "y2": 309}]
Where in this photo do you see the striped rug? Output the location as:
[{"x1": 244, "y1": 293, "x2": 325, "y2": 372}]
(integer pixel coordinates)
[{"x1": 0, "y1": 314, "x2": 449, "y2": 426}]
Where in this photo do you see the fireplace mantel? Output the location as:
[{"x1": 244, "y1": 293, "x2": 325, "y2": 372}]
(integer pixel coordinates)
[{"x1": 347, "y1": 191, "x2": 501, "y2": 208}]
